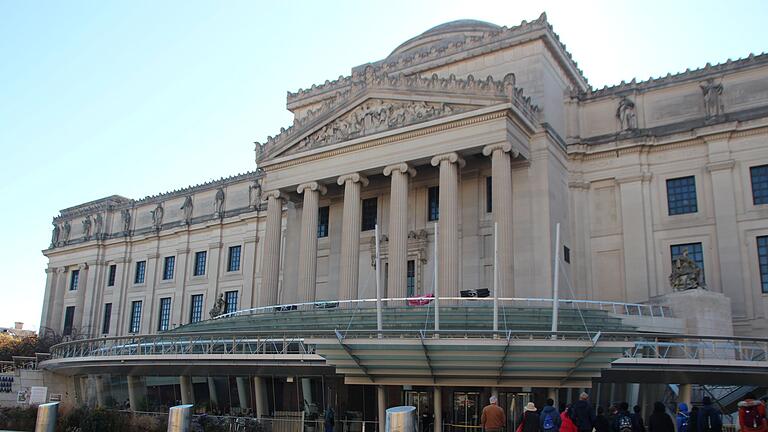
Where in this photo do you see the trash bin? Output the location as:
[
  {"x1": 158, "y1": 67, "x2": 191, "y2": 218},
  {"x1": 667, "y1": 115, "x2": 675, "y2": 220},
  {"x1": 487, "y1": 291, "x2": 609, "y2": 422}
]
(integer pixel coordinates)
[{"x1": 386, "y1": 406, "x2": 417, "y2": 432}]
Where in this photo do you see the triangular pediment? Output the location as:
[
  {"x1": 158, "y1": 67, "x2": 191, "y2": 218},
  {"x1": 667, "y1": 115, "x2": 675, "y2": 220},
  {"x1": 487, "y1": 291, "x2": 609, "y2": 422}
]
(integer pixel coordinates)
[{"x1": 256, "y1": 70, "x2": 538, "y2": 162}]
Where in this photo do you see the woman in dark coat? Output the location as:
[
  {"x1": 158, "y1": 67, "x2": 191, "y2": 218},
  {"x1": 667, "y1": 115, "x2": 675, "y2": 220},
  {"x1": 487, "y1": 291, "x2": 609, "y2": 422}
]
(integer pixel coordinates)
[{"x1": 648, "y1": 402, "x2": 675, "y2": 432}]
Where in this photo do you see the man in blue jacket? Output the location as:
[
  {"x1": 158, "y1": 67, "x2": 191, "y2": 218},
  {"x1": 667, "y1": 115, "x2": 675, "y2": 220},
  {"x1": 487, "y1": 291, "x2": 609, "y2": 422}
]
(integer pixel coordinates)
[
  {"x1": 569, "y1": 393, "x2": 597, "y2": 432},
  {"x1": 541, "y1": 398, "x2": 562, "y2": 432}
]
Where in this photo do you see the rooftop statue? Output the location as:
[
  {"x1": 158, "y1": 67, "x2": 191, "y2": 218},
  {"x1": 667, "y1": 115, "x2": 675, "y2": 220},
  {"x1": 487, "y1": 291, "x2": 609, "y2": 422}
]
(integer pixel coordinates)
[{"x1": 669, "y1": 248, "x2": 704, "y2": 291}]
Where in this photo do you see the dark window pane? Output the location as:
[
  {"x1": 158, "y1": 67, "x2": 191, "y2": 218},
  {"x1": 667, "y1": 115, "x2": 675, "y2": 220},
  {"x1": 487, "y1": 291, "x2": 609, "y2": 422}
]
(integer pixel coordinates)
[
  {"x1": 107, "y1": 265, "x2": 116, "y2": 287},
  {"x1": 63, "y1": 306, "x2": 75, "y2": 336},
  {"x1": 134, "y1": 261, "x2": 146, "y2": 284},
  {"x1": 194, "y1": 251, "x2": 207, "y2": 276},
  {"x1": 428, "y1": 186, "x2": 439, "y2": 221},
  {"x1": 163, "y1": 256, "x2": 175, "y2": 280},
  {"x1": 317, "y1": 206, "x2": 330, "y2": 238},
  {"x1": 225, "y1": 291, "x2": 238, "y2": 315},
  {"x1": 486, "y1": 176, "x2": 493, "y2": 213},
  {"x1": 670, "y1": 242, "x2": 705, "y2": 283},
  {"x1": 190, "y1": 294, "x2": 204, "y2": 323},
  {"x1": 666, "y1": 176, "x2": 698, "y2": 215},
  {"x1": 751, "y1": 165, "x2": 768, "y2": 205},
  {"x1": 563, "y1": 246, "x2": 571, "y2": 264},
  {"x1": 157, "y1": 297, "x2": 171, "y2": 331},
  {"x1": 407, "y1": 260, "x2": 416, "y2": 297},
  {"x1": 69, "y1": 270, "x2": 79, "y2": 291},
  {"x1": 758, "y1": 236, "x2": 768, "y2": 294},
  {"x1": 102, "y1": 303, "x2": 112, "y2": 335},
  {"x1": 129, "y1": 301, "x2": 142, "y2": 333},
  {"x1": 361, "y1": 197, "x2": 378, "y2": 231},
  {"x1": 228, "y1": 246, "x2": 242, "y2": 272}
]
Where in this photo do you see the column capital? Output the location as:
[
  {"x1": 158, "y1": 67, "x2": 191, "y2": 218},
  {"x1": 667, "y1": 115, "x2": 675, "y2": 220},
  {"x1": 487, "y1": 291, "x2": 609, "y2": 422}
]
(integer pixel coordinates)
[
  {"x1": 297, "y1": 181, "x2": 328, "y2": 195},
  {"x1": 264, "y1": 190, "x2": 287, "y2": 201},
  {"x1": 383, "y1": 163, "x2": 416, "y2": 178},
  {"x1": 431, "y1": 152, "x2": 466, "y2": 168},
  {"x1": 56, "y1": 267, "x2": 66, "y2": 274},
  {"x1": 482, "y1": 142, "x2": 517, "y2": 157},
  {"x1": 78, "y1": 263, "x2": 88, "y2": 270},
  {"x1": 337, "y1": 173, "x2": 369, "y2": 187}
]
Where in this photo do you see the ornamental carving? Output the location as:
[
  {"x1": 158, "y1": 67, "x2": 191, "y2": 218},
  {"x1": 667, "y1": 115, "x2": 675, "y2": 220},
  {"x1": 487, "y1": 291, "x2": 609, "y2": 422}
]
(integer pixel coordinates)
[
  {"x1": 669, "y1": 248, "x2": 705, "y2": 291},
  {"x1": 287, "y1": 100, "x2": 470, "y2": 154},
  {"x1": 616, "y1": 97, "x2": 637, "y2": 131},
  {"x1": 700, "y1": 78, "x2": 724, "y2": 119}
]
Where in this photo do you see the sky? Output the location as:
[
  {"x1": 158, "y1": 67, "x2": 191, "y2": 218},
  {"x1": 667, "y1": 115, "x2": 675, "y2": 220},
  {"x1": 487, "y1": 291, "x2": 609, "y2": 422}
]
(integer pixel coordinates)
[{"x1": 0, "y1": 0, "x2": 766, "y2": 332}]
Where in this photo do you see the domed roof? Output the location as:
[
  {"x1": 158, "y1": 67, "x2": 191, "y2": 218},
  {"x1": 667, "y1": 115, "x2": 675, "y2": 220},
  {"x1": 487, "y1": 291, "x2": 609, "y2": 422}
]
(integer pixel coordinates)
[{"x1": 389, "y1": 19, "x2": 501, "y2": 58}]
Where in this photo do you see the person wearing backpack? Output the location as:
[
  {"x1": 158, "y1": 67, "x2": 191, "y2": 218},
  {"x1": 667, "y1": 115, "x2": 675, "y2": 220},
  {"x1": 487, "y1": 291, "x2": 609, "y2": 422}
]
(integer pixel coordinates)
[
  {"x1": 612, "y1": 402, "x2": 634, "y2": 432},
  {"x1": 697, "y1": 397, "x2": 722, "y2": 432},
  {"x1": 648, "y1": 402, "x2": 674, "y2": 432},
  {"x1": 676, "y1": 403, "x2": 690, "y2": 432},
  {"x1": 541, "y1": 399, "x2": 563, "y2": 432},
  {"x1": 738, "y1": 392, "x2": 768, "y2": 432}
]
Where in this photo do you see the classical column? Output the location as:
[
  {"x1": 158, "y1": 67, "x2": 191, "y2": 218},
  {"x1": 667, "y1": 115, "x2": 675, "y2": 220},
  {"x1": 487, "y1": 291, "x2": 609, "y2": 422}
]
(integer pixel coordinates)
[
  {"x1": 433, "y1": 387, "x2": 442, "y2": 432},
  {"x1": 180, "y1": 375, "x2": 195, "y2": 405},
  {"x1": 618, "y1": 175, "x2": 652, "y2": 302},
  {"x1": 74, "y1": 263, "x2": 89, "y2": 334},
  {"x1": 297, "y1": 182, "x2": 327, "y2": 304},
  {"x1": 208, "y1": 377, "x2": 220, "y2": 409},
  {"x1": 127, "y1": 375, "x2": 143, "y2": 412},
  {"x1": 377, "y1": 385, "x2": 386, "y2": 432},
  {"x1": 337, "y1": 173, "x2": 369, "y2": 302},
  {"x1": 254, "y1": 376, "x2": 268, "y2": 418},
  {"x1": 431, "y1": 152, "x2": 465, "y2": 297},
  {"x1": 260, "y1": 191, "x2": 285, "y2": 307},
  {"x1": 236, "y1": 377, "x2": 250, "y2": 410},
  {"x1": 384, "y1": 163, "x2": 416, "y2": 300},
  {"x1": 678, "y1": 384, "x2": 692, "y2": 408},
  {"x1": 483, "y1": 143, "x2": 516, "y2": 298},
  {"x1": 95, "y1": 375, "x2": 106, "y2": 407},
  {"x1": 49, "y1": 268, "x2": 66, "y2": 332}
]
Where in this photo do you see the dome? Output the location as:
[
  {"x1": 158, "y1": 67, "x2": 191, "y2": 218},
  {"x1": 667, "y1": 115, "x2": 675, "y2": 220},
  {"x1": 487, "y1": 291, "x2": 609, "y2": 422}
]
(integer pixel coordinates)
[{"x1": 389, "y1": 19, "x2": 501, "y2": 58}]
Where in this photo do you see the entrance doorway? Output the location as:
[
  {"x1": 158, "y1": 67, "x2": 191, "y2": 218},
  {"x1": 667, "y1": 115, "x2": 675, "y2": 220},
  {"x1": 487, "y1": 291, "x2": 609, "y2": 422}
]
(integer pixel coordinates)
[
  {"x1": 405, "y1": 390, "x2": 433, "y2": 432},
  {"x1": 499, "y1": 392, "x2": 533, "y2": 432},
  {"x1": 452, "y1": 391, "x2": 480, "y2": 428}
]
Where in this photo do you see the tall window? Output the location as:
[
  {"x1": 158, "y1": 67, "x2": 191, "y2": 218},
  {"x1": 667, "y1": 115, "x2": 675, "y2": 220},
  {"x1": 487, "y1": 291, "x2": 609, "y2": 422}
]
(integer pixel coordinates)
[
  {"x1": 227, "y1": 246, "x2": 241, "y2": 272},
  {"x1": 666, "y1": 176, "x2": 698, "y2": 215},
  {"x1": 407, "y1": 260, "x2": 416, "y2": 297},
  {"x1": 190, "y1": 294, "x2": 204, "y2": 323},
  {"x1": 69, "y1": 269, "x2": 80, "y2": 291},
  {"x1": 318, "y1": 206, "x2": 330, "y2": 238},
  {"x1": 63, "y1": 306, "x2": 75, "y2": 336},
  {"x1": 134, "y1": 261, "x2": 146, "y2": 284},
  {"x1": 750, "y1": 165, "x2": 768, "y2": 205},
  {"x1": 107, "y1": 264, "x2": 117, "y2": 287},
  {"x1": 428, "y1": 186, "x2": 439, "y2": 221},
  {"x1": 129, "y1": 301, "x2": 142, "y2": 333},
  {"x1": 101, "y1": 303, "x2": 112, "y2": 335},
  {"x1": 757, "y1": 236, "x2": 768, "y2": 294},
  {"x1": 157, "y1": 297, "x2": 171, "y2": 331},
  {"x1": 362, "y1": 197, "x2": 378, "y2": 231},
  {"x1": 194, "y1": 251, "x2": 207, "y2": 276},
  {"x1": 162, "y1": 256, "x2": 175, "y2": 280},
  {"x1": 671, "y1": 242, "x2": 705, "y2": 282},
  {"x1": 486, "y1": 176, "x2": 493, "y2": 213},
  {"x1": 225, "y1": 290, "x2": 238, "y2": 315}
]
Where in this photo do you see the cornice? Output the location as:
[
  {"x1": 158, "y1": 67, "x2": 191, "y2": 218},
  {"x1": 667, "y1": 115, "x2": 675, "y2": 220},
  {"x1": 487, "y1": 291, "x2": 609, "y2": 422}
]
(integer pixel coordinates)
[{"x1": 706, "y1": 159, "x2": 736, "y2": 172}]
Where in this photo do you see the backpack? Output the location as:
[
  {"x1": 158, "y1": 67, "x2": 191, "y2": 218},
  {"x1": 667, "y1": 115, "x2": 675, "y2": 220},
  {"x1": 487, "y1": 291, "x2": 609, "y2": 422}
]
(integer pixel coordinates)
[
  {"x1": 679, "y1": 413, "x2": 689, "y2": 432},
  {"x1": 543, "y1": 413, "x2": 555, "y2": 431},
  {"x1": 742, "y1": 405, "x2": 766, "y2": 431},
  {"x1": 618, "y1": 414, "x2": 633, "y2": 432}
]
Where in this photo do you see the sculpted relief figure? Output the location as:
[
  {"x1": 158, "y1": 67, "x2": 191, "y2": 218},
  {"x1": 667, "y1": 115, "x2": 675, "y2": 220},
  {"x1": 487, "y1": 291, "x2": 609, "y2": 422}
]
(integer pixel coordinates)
[
  {"x1": 62, "y1": 221, "x2": 71, "y2": 242},
  {"x1": 121, "y1": 209, "x2": 131, "y2": 233},
  {"x1": 82, "y1": 215, "x2": 92, "y2": 239},
  {"x1": 50, "y1": 223, "x2": 60, "y2": 247},
  {"x1": 700, "y1": 79, "x2": 724, "y2": 119},
  {"x1": 214, "y1": 188, "x2": 225, "y2": 217},
  {"x1": 181, "y1": 195, "x2": 193, "y2": 225},
  {"x1": 151, "y1": 203, "x2": 164, "y2": 230},
  {"x1": 616, "y1": 97, "x2": 637, "y2": 131},
  {"x1": 209, "y1": 293, "x2": 227, "y2": 318},
  {"x1": 249, "y1": 180, "x2": 262, "y2": 210},
  {"x1": 669, "y1": 248, "x2": 704, "y2": 291},
  {"x1": 94, "y1": 213, "x2": 104, "y2": 237}
]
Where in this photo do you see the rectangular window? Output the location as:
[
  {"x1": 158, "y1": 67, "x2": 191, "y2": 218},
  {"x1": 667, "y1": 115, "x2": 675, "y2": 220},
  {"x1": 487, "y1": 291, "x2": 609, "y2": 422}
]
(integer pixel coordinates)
[
  {"x1": 190, "y1": 294, "x2": 204, "y2": 323},
  {"x1": 194, "y1": 251, "x2": 207, "y2": 276},
  {"x1": 563, "y1": 246, "x2": 571, "y2": 264},
  {"x1": 225, "y1": 290, "x2": 238, "y2": 315},
  {"x1": 750, "y1": 165, "x2": 768, "y2": 205},
  {"x1": 162, "y1": 256, "x2": 175, "y2": 280},
  {"x1": 757, "y1": 236, "x2": 768, "y2": 294},
  {"x1": 157, "y1": 297, "x2": 171, "y2": 331},
  {"x1": 107, "y1": 264, "x2": 116, "y2": 287},
  {"x1": 134, "y1": 261, "x2": 146, "y2": 284},
  {"x1": 101, "y1": 303, "x2": 112, "y2": 335},
  {"x1": 69, "y1": 269, "x2": 79, "y2": 291},
  {"x1": 63, "y1": 306, "x2": 75, "y2": 336},
  {"x1": 227, "y1": 246, "x2": 241, "y2": 272},
  {"x1": 407, "y1": 260, "x2": 416, "y2": 297},
  {"x1": 666, "y1": 176, "x2": 698, "y2": 215},
  {"x1": 428, "y1": 186, "x2": 439, "y2": 222},
  {"x1": 486, "y1": 176, "x2": 493, "y2": 213},
  {"x1": 129, "y1": 301, "x2": 142, "y2": 333},
  {"x1": 361, "y1": 197, "x2": 378, "y2": 231},
  {"x1": 670, "y1": 242, "x2": 705, "y2": 283},
  {"x1": 317, "y1": 206, "x2": 330, "y2": 238}
]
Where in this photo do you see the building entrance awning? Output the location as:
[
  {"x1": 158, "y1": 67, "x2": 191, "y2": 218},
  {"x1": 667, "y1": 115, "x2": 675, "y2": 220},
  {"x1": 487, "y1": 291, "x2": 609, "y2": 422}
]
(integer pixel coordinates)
[{"x1": 306, "y1": 331, "x2": 634, "y2": 388}]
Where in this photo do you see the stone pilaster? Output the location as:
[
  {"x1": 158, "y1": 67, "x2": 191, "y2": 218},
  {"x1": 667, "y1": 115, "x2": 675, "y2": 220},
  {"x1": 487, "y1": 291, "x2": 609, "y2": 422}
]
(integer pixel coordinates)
[
  {"x1": 337, "y1": 173, "x2": 369, "y2": 301},
  {"x1": 260, "y1": 190, "x2": 285, "y2": 307},
  {"x1": 618, "y1": 174, "x2": 652, "y2": 302},
  {"x1": 297, "y1": 182, "x2": 327, "y2": 303},
  {"x1": 384, "y1": 163, "x2": 416, "y2": 300},
  {"x1": 431, "y1": 152, "x2": 465, "y2": 297},
  {"x1": 483, "y1": 143, "x2": 516, "y2": 298},
  {"x1": 39, "y1": 267, "x2": 58, "y2": 332},
  {"x1": 74, "y1": 263, "x2": 89, "y2": 334}
]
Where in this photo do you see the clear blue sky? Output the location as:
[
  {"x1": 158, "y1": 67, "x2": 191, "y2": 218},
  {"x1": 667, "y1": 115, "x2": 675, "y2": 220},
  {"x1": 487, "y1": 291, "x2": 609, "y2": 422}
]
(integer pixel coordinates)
[{"x1": 1, "y1": 0, "x2": 766, "y2": 331}]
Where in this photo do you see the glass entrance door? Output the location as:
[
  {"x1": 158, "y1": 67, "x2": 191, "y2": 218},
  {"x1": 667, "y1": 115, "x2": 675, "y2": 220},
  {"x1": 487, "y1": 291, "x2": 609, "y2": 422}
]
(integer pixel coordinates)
[
  {"x1": 453, "y1": 392, "x2": 480, "y2": 427},
  {"x1": 405, "y1": 391, "x2": 432, "y2": 432},
  {"x1": 500, "y1": 392, "x2": 532, "y2": 432}
]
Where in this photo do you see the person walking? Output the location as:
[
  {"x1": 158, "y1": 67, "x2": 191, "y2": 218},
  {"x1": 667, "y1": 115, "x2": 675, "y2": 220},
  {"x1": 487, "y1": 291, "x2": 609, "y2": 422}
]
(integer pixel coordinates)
[
  {"x1": 737, "y1": 392, "x2": 768, "y2": 432},
  {"x1": 561, "y1": 406, "x2": 579, "y2": 432},
  {"x1": 541, "y1": 399, "x2": 562, "y2": 432},
  {"x1": 595, "y1": 407, "x2": 611, "y2": 432},
  {"x1": 482, "y1": 395, "x2": 507, "y2": 432},
  {"x1": 633, "y1": 405, "x2": 646, "y2": 432},
  {"x1": 612, "y1": 402, "x2": 633, "y2": 432},
  {"x1": 569, "y1": 393, "x2": 596, "y2": 432},
  {"x1": 519, "y1": 402, "x2": 541, "y2": 432},
  {"x1": 697, "y1": 397, "x2": 722, "y2": 432},
  {"x1": 676, "y1": 403, "x2": 690, "y2": 432},
  {"x1": 648, "y1": 402, "x2": 674, "y2": 432},
  {"x1": 324, "y1": 407, "x2": 335, "y2": 432}
]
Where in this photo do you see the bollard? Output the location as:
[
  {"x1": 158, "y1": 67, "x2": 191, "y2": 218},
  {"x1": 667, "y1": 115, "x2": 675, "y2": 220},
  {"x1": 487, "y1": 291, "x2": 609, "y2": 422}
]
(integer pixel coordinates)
[
  {"x1": 35, "y1": 402, "x2": 59, "y2": 432},
  {"x1": 386, "y1": 406, "x2": 417, "y2": 432},
  {"x1": 167, "y1": 404, "x2": 194, "y2": 432}
]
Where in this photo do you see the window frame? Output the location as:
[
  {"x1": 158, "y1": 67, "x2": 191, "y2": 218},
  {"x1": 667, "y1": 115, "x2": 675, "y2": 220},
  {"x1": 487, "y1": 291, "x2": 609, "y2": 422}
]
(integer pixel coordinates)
[
  {"x1": 361, "y1": 197, "x2": 378, "y2": 231},
  {"x1": 407, "y1": 259, "x2": 416, "y2": 297},
  {"x1": 227, "y1": 246, "x2": 242, "y2": 273},
  {"x1": 69, "y1": 269, "x2": 80, "y2": 291},
  {"x1": 193, "y1": 251, "x2": 207, "y2": 277},
  {"x1": 750, "y1": 165, "x2": 768, "y2": 206},
  {"x1": 107, "y1": 264, "x2": 117, "y2": 287},
  {"x1": 134, "y1": 261, "x2": 146, "y2": 284},
  {"x1": 486, "y1": 176, "x2": 493, "y2": 213},
  {"x1": 162, "y1": 256, "x2": 176, "y2": 281},
  {"x1": 129, "y1": 300, "x2": 142, "y2": 334},
  {"x1": 427, "y1": 186, "x2": 439, "y2": 222},
  {"x1": 157, "y1": 297, "x2": 172, "y2": 331},
  {"x1": 666, "y1": 175, "x2": 698, "y2": 216},
  {"x1": 317, "y1": 206, "x2": 330, "y2": 238},
  {"x1": 189, "y1": 294, "x2": 204, "y2": 323},
  {"x1": 224, "y1": 290, "x2": 238, "y2": 315},
  {"x1": 101, "y1": 303, "x2": 112, "y2": 335},
  {"x1": 757, "y1": 236, "x2": 768, "y2": 294},
  {"x1": 63, "y1": 306, "x2": 75, "y2": 336}
]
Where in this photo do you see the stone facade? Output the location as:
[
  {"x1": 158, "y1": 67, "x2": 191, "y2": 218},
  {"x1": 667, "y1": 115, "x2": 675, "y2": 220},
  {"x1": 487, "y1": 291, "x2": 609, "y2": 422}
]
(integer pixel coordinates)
[{"x1": 40, "y1": 16, "x2": 768, "y2": 338}]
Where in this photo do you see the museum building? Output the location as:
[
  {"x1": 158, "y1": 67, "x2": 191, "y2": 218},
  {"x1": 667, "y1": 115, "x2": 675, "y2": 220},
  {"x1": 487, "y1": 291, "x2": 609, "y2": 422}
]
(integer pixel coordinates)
[{"x1": 29, "y1": 14, "x2": 768, "y2": 430}]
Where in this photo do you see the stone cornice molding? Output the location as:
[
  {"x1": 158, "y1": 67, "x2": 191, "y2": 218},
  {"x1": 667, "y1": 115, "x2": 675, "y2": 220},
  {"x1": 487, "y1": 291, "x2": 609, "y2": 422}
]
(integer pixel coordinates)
[
  {"x1": 147, "y1": 253, "x2": 160, "y2": 259},
  {"x1": 431, "y1": 152, "x2": 466, "y2": 168},
  {"x1": 568, "y1": 180, "x2": 591, "y2": 190},
  {"x1": 706, "y1": 159, "x2": 736, "y2": 172},
  {"x1": 176, "y1": 248, "x2": 190, "y2": 255},
  {"x1": 383, "y1": 163, "x2": 417, "y2": 178},
  {"x1": 208, "y1": 242, "x2": 223, "y2": 250},
  {"x1": 482, "y1": 142, "x2": 517, "y2": 157},
  {"x1": 297, "y1": 182, "x2": 328, "y2": 195},
  {"x1": 616, "y1": 173, "x2": 652, "y2": 184},
  {"x1": 244, "y1": 235, "x2": 259, "y2": 244},
  {"x1": 337, "y1": 173, "x2": 370, "y2": 187}
]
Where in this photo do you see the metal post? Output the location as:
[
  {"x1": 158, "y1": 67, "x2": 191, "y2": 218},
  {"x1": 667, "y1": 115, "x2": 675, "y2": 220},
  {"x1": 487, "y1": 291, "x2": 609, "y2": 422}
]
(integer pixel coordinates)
[
  {"x1": 493, "y1": 222, "x2": 499, "y2": 334},
  {"x1": 434, "y1": 222, "x2": 440, "y2": 333},
  {"x1": 551, "y1": 223, "x2": 561, "y2": 336},
  {"x1": 35, "y1": 402, "x2": 58, "y2": 432},
  {"x1": 167, "y1": 404, "x2": 193, "y2": 432},
  {"x1": 375, "y1": 224, "x2": 383, "y2": 338}
]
